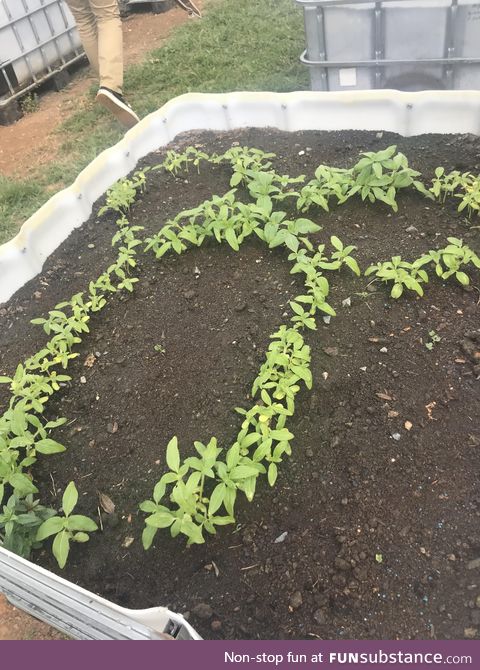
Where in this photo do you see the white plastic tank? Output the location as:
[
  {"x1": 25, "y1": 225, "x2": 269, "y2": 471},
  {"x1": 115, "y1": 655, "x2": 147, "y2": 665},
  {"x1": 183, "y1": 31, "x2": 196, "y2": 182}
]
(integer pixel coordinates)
[
  {"x1": 0, "y1": 0, "x2": 82, "y2": 97},
  {"x1": 298, "y1": 0, "x2": 480, "y2": 91}
]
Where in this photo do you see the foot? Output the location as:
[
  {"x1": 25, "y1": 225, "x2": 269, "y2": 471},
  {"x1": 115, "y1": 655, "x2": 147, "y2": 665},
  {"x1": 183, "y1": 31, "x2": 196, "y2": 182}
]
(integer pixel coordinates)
[{"x1": 96, "y1": 87, "x2": 139, "y2": 129}]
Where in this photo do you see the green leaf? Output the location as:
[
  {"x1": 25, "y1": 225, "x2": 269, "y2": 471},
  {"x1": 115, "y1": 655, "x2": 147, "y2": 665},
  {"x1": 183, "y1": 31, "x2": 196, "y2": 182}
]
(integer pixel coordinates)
[
  {"x1": 139, "y1": 500, "x2": 158, "y2": 514},
  {"x1": 62, "y1": 482, "x2": 78, "y2": 517},
  {"x1": 208, "y1": 483, "x2": 226, "y2": 517},
  {"x1": 146, "y1": 511, "x2": 175, "y2": 528},
  {"x1": 35, "y1": 439, "x2": 66, "y2": 455},
  {"x1": 181, "y1": 518, "x2": 204, "y2": 545},
  {"x1": 230, "y1": 465, "x2": 260, "y2": 481},
  {"x1": 291, "y1": 364, "x2": 313, "y2": 389},
  {"x1": 210, "y1": 515, "x2": 235, "y2": 526},
  {"x1": 230, "y1": 171, "x2": 243, "y2": 187},
  {"x1": 73, "y1": 532, "x2": 90, "y2": 543},
  {"x1": 166, "y1": 436, "x2": 180, "y2": 473},
  {"x1": 226, "y1": 444, "x2": 240, "y2": 470},
  {"x1": 330, "y1": 235, "x2": 343, "y2": 251},
  {"x1": 152, "y1": 480, "x2": 167, "y2": 504},
  {"x1": 36, "y1": 516, "x2": 64, "y2": 541},
  {"x1": 9, "y1": 473, "x2": 38, "y2": 496},
  {"x1": 391, "y1": 283, "x2": 403, "y2": 299},
  {"x1": 66, "y1": 515, "x2": 98, "y2": 533},
  {"x1": 290, "y1": 301, "x2": 304, "y2": 316},
  {"x1": 270, "y1": 428, "x2": 294, "y2": 441},
  {"x1": 52, "y1": 530, "x2": 70, "y2": 569},
  {"x1": 284, "y1": 232, "x2": 299, "y2": 253},
  {"x1": 318, "y1": 302, "x2": 336, "y2": 317},
  {"x1": 225, "y1": 227, "x2": 239, "y2": 251},
  {"x1": 240, "y1": 433, "x2": 261, "y2": 449},
  {"x1": 224, "y1": 486, "x2": 237, "y2": 517},
  {"x1": 268, "y1": 463, "x2": 278, "y2": 487},
  {"x1": 142, "y1": 524, "x2": 158, "y2": 550},
  {"x1": 456, "y1": 271, "x2": 470, "y2": 286},
  {"x1": 344, "y1": 256, "x2": 361, "y2": 277}
]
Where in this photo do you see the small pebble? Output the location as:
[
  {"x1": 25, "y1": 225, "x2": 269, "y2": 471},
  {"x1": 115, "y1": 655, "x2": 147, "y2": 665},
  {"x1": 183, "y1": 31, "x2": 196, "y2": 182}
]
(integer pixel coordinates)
[
  {"x1": 289, "y1": 591, "x2": 303, "y2": 610},
  {"x1": 313, "y1": 609, "x2": 326, "y2": 624},
  {"x1": 192, "y1": 603, "x2": 213, "y2": 620}
]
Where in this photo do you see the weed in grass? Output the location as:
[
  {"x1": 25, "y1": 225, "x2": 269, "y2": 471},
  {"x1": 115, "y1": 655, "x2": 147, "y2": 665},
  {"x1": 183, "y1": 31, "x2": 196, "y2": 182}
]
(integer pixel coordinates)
[{"x1": 20, "y1": 93, "x2": 40, "y2": 115}]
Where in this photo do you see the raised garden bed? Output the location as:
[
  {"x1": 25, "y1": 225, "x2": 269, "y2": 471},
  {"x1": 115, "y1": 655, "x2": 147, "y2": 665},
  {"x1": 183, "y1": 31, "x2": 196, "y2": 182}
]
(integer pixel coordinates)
[{"x1": 1, "y1": 125, "x2": 479, "y2": 641}]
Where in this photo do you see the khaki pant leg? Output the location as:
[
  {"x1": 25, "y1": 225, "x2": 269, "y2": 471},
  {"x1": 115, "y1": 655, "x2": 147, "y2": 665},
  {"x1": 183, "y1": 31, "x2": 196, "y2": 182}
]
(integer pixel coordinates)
[
  {"x1": 65, "y1": 0, "x2": 99, "y2": 75},
  {"x1": 89, "y1": 0, "x2": 123, "y2": 94}
]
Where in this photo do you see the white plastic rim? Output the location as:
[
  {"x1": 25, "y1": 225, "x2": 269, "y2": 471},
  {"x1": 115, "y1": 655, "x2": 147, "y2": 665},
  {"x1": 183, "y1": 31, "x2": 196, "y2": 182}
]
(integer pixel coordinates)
[{"x1": 1, "y1": 89, "x2": 480, "y2": 305}]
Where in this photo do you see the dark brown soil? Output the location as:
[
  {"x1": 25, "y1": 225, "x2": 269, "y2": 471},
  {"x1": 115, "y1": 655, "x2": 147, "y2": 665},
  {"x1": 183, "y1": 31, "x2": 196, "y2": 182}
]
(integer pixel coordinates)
[{"x1": 1, "y1": 129, "x2": 480, "y2": 641}]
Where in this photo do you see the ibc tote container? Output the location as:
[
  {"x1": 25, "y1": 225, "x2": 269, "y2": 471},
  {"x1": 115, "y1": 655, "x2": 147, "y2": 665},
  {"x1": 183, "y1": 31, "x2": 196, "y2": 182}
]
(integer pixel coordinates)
[
  {"x1": 297, "y1": 0, "x2": 480, "y2": 91},
  {"x1": 0, "y1": 0, "x2": 83, "y2": 111}
]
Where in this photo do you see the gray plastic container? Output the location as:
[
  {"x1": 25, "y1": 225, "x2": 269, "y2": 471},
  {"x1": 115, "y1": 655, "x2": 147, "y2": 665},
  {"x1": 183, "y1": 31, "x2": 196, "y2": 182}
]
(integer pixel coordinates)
[
  {"x1": 297, "y1": 0, "x2": 480, "y2": 91},
  {"x1": 0, "y1": 0, "x2": 83, "y2": 107}
]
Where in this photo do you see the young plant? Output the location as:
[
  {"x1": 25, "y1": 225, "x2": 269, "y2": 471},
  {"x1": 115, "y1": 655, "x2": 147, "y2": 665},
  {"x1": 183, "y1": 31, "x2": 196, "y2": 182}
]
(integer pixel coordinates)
[
  {"x1": 140, "y1": 437, "x2": 236, "y2": 548},
  {"x1": 330, "y1": 235, "x2": 361, "y2": 276},
  {"x1": 365, "y1": 256, "x2": 428, "y2": 298},
  {"x1": 0, "y1": 494, "x2": 55, "y2": 558},
  {"x1": 246, "y1": 170, "x2": 304, "y2": 212},
  {"x1": 429, "y1": 167, "x2": 464, "y2": 203},
  {"x1": 159, "y1": 147, "x2": 210, "y2": 175},
  {"x1": 348, "y1": 145, "x2": 431, "y2": 211},
  {"x1": 417, "y1": 237, "x2": 480, "y2": 285},
  {"x1": 98, "y1": 169, "x2": 148, "y2": 216},
  {"x1": 425, "y1": 330, "x2": 441, "y2": 350},
  {"x1": 215, "y1": 146, "x2": 276, "y2": 186},
  {"x1": 429, "y1": 168, "x2": 480, "y2": 217},
  {"x1": 36, "y1": 482, "x2": 97, "y2": 568},
  {"x1": 297, "y1": 165, "x2": 354, "y2": 212},
  {"x1": 256, "y1": 212, "x2": 321, "y2": 253}
]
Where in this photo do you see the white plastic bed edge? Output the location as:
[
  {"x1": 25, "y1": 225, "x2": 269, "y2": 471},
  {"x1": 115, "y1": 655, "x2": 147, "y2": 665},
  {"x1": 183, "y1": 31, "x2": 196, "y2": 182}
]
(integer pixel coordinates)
[{"x1": 1, "y1": 89, "x2": 480, "y2": 304}]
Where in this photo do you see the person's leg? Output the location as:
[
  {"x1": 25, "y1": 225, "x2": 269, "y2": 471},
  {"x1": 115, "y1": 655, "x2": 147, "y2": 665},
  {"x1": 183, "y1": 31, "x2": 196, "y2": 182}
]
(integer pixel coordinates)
[
  {"x1": 67, "y1": 0, "x2": 138, "y2": 128},
  {"x1": 89, "y1": 0, "x2": 123, "y2": 94},
  {"x1": 65, "y1": 0, "x2": 99, "y2": 75}
]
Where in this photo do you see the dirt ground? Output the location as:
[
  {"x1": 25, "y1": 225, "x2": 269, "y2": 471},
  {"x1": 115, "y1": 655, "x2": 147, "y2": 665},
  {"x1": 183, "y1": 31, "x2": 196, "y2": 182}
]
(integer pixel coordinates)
[
  {"x1": 1, "y1": 128, "x2": 479, "y2": 640},
  {"x1": 0, "y1": 1, "x2": 202, "y2": 177},
  {"x1": 0, "y1": 1, "x2": 201, "y2": 641}
]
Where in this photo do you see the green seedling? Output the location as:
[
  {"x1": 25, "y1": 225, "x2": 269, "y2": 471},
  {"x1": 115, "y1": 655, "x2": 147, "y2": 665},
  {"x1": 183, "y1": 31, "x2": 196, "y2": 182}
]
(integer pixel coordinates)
[
  {"x1": 140, "y1": 436, "x2": 236, "y2": 548},
  {"x1": 246, "y1": 170, "x2": 304, "y2": 211},
  {"x1": 158, "y1": 147, "x2": 210, "y2": 175},
  {"x1": 0, "y1": 197, "x2": 144, "y2": 558},
  {"x1": 256, "y1": 212, "x2": 321, "y2": 253},
  {"x1": 348, "y1": 145, "x2": 431, "y2": 211},
  {"x1": 330, "y1": 235, "x2": 361, "y2": 276},
  {"x1": 416, "y1": 237, "x2": 480, "y2": 285},
  {"x1": 98, "y1": 170, "x2": 148, "y2": 216},
  {"x1": 36, "y1": 482, "x2": 97, "y2": 568},
  {"x1": 430, "y1": 168, "x2": 480, "y2": 218},
  {"x1": 216, "y1": 147, "x2": 276, "y2": 186},
  {"x1": 365, "y1": 256, "x2": 428, "y2": 298},
  {"x1": 297, "y1": 164, "x2": 353, "y2": 212},
  {"x1": 425, "y1": 330, "x2": 441, "y2": 350},
  {"x1": 0, "y1": 494, "x2": 55, "y2": 558}
]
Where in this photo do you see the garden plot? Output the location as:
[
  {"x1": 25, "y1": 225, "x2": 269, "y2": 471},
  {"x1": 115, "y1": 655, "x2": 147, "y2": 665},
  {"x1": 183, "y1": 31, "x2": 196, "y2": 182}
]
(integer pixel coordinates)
[{"x1": 0, "y1": 128, "x2": 479, "y2": 641}]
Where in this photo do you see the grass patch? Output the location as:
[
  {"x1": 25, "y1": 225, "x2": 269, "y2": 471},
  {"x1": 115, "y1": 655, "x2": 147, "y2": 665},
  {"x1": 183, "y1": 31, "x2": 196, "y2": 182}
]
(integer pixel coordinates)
[
  {"x1": 0, "y1": 0, "x2": 307, "y2": 245},
  {"x1": 0, "y1": 177, "x2": 46, "y2": 244}
]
